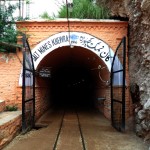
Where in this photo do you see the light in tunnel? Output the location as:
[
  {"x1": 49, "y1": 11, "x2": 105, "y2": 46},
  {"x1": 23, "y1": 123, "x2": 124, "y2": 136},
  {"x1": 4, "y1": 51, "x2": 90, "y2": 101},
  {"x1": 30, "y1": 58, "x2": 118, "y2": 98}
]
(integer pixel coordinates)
[{"x1": 91, "y1": 64, "x2": 110, "y2": 84}]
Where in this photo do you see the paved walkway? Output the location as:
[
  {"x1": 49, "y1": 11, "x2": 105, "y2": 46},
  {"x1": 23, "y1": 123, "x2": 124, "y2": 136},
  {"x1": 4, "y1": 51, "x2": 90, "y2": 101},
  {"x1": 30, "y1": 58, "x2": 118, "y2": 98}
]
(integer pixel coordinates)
[{"x1": 3, "y1": 109, "x2": 149, "y2": 150}]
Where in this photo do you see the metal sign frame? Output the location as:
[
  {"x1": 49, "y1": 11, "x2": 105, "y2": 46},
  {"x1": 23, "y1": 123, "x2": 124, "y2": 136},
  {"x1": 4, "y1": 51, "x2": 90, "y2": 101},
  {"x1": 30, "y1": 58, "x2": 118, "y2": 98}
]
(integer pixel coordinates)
[
  {"x1": 22, "y1": 33, "x2": 35, "y2": 133},
  {"x1": 111, "y1": 37, "x2": 126, "y2": 131}
]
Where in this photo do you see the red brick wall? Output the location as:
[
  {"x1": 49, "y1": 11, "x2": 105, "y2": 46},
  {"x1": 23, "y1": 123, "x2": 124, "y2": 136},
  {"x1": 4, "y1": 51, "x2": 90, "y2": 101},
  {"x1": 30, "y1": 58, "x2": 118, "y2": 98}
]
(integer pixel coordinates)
[
  {"x1": 16, "y1": 20, "x2": 128, "y2": 51},
  {"x1": 0, "y1": 52, "x2": 22, "y2": 108},
  {"x1": 0, "y1": 20, "x2": 130, "y2": 120}
]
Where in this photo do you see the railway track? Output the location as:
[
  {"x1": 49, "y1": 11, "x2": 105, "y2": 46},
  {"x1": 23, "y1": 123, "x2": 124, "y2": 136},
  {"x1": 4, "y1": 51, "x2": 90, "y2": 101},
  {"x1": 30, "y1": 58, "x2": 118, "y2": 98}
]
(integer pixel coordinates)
[{"x1": 53, "y1": 109, "x2": 86, "y2": 150}]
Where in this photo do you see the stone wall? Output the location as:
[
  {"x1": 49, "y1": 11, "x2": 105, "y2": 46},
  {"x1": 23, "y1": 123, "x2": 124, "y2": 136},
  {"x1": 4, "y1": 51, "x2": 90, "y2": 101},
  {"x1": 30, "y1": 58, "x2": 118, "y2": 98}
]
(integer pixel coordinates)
[{"x1": 98, "y1": 0, "x2": 150, "y2": 141}]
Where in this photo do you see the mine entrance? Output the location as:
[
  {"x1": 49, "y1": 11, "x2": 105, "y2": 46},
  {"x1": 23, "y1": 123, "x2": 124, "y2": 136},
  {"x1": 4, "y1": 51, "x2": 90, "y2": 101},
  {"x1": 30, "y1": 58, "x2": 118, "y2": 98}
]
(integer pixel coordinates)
[
  {"x1": 22, "y1": 32, "x2": 127, "y2": 133},
  {"x1": 36, "y1": 46, "x2": 110, "y2": 112}
]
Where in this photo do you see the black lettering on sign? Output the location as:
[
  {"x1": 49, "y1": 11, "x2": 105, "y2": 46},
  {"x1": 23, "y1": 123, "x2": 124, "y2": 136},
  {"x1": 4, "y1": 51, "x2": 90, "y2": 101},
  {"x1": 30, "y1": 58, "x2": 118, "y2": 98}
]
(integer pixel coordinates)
[
  {"x1": 100, "y1": 49, "x2": 112, "y2": 62},
  {"x1": 105, "y1": 55, "x2": 112, "y2": 62},
  {"x1": 80, "y1": 36, "x2": 105, "y2": 53},
  {"x1": 71, "y1": 41, "x2": 77, "y2": 44},
  {"x1": 25, "y1": 73, "x2": 31, "y2": 78},
  {"x1": 38, "y1": 45, "x2": 46, "y2": 54},
  {"x1": 94, "y1": 43, "x2": 104, "y2": 52},
  {"x1": 65, "y1": 35, "x2": 69, "y2": 42},
  {"x1": 87, "y1": 38, "x2": 96, "y2": 49},
  {"x1": 32, "y1": 51, "x2": 40, "y2": 62},
  {"x1": 47, "y1": 41, "x2": 52, "y2": 48},
  {"x1": 43, "y1": 43, "x2": 48, "y2": 50},
  {"x1": 51, "y1": 35, "x2": 69, "y2": 46},
  {"x1": 100, "y1": 51, "x2": 108, "y2": 58},
  {"x1": 80, "y1": 36, "x2": 87, "y2": 47},
  {"x1": 38, "y1": 46, "x2": 45, "y2": 54},
  {"x1": 38, "y1": 41, "x2": 52, "y2": 54},
  {"x1": 21, "y1": 72, "x2": 31, "y2": 78}
]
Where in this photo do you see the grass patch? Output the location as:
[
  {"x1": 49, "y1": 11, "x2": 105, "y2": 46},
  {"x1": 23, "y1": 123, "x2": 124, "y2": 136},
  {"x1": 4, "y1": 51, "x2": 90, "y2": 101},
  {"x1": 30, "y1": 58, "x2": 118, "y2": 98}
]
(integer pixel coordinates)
[{"x1": 6, "y1": 105, "x2": 18, "y2": 111}]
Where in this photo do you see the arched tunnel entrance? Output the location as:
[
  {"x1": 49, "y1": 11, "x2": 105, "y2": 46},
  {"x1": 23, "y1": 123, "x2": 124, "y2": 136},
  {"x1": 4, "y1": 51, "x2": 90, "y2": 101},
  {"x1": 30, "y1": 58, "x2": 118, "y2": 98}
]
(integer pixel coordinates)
[
  {"x1": 21, "y1": 31, "x2": 128, "y2": 132},
  {"x1": 36, "y1": 45, "x2": 109, "y2": 112},
  {"x1": 21, "y1": 30, "x2": 129, "y2": 137}
]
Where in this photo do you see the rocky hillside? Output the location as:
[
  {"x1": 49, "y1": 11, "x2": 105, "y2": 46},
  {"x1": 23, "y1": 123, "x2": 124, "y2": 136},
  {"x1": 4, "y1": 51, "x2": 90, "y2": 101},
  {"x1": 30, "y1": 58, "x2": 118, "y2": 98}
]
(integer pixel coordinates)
[{"x1": 98, "y1": 0, "x2": 150, "y2": 141}]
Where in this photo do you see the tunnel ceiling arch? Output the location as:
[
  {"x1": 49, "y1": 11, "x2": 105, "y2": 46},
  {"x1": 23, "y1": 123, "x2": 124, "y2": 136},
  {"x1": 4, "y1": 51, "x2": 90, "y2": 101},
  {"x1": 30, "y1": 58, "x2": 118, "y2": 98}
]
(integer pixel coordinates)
[{"x1": 31, "y1": 31, "x2": 118, "y2": 71}]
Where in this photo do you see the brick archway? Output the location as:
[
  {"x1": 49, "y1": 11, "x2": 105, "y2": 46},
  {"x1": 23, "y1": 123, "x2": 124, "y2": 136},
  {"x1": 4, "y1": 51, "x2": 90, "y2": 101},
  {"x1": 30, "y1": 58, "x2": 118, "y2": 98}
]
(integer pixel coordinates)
[
  {"x1": 19, "y1": 31, "x2": 123, "y2": 87},
  {"x1": 16, "y1": 20, "x2": 131, "y2": 121},
  {"x1": 31, "y1": 31, "x2": 121, "y2": 72}
]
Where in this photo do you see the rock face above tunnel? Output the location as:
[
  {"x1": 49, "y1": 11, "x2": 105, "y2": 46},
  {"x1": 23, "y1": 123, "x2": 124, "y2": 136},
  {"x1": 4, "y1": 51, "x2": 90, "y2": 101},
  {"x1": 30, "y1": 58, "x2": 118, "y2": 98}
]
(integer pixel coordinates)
[{"x1": 98, "y1": 0, "x2": 150, "y2": 140}]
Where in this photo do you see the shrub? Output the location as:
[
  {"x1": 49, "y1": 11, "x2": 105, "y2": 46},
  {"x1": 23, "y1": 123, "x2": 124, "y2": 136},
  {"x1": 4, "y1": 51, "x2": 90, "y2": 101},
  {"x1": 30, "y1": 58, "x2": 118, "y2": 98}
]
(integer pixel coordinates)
[
  {"x1": 6, "y1": 105, "x2": 18, "y2": 111},
  {"x1": 58, "y1": 0, "x2": 110, "y2": 19},
  {"x1": 0, "y1": 3, "x2": 18, "y2": 52}
]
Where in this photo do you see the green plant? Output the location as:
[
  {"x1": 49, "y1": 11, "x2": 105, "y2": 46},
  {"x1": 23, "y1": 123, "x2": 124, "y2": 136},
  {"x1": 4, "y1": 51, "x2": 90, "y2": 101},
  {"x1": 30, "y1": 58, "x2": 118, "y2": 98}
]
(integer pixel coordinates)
[
  {"x1": 0, "y1": 3, "x2": 18, "y2": 52},
  {"x1": 6, "y1": 105, "x2": 18, "y2": 111},
  {"x1": 39, "y1": 11, "x2": 55, "y2": 20},
  {"x1": 26, "y1": 0, "x2": 31, "y2": 4},
  {"x1": 58, "y1": 0, "x2": 110, "y2": 19}
]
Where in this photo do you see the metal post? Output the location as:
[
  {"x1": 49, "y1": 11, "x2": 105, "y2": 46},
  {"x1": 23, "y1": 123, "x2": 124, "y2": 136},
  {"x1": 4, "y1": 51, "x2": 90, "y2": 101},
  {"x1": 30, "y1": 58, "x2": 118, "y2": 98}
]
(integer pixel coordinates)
[
  {"x1": 122, "y1": 37, "x2": 126, "y2": 130},
  {"x1": 22, "y1": 49, "x2": 26, "y2": 132}
]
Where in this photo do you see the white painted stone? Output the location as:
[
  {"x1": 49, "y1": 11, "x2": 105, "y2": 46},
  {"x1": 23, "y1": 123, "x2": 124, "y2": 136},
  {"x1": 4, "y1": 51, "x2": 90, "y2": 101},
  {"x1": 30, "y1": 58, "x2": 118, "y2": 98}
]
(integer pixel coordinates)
[
  {"x1": 136, "y1": 124, "x2": 142, "y2": 133},
  {"x1": 0, "y1": 100, "x2": 4, "y2": 103},
  {"x1": 141, "y1": 120, "x2": 148, "y2": 131},
  {"x1": 135, "y1": 107, "x2": 141, "y2": 113},
  {"x1": 138, "y1": 110, "x2": 146, "y2": 120},
  {"x1": 144, "y1": 99, "x2": 150, "y2": 110},
  {"x1": 141, "y1": 0, "x2": 150, "y2": 11},
  {"x1": 140, "y1": 86, "x2": 145, "y2": 92}
]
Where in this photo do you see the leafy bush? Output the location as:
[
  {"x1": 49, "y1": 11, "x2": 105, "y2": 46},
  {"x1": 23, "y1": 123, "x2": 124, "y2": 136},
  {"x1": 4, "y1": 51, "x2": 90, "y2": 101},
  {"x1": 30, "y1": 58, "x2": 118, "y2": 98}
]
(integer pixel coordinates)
[
  {"x1": 58, "y1": 0, "x2": 110, "y2": 19},
  {"x1": 0, "y1": 3, "x2": 18, "y2": 52}
]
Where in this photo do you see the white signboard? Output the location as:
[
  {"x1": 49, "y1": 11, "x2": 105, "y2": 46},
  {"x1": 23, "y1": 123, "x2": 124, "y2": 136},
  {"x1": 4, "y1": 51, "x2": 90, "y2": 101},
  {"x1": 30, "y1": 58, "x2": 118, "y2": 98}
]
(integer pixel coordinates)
[{"x1": 31, "y1": 32, "x2": 115, "y2": 71}]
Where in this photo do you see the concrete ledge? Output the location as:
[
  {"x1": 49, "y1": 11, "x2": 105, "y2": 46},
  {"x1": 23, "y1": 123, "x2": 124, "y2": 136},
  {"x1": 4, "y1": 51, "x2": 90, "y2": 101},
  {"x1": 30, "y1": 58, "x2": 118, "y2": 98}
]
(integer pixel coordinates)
[
  {"x1": 17, "y1": 18, "x2": 128, "y2": 23},
  {"x1": 0, "y1": 111, "x2": 21, "y2": 126},
  {"x1": 0, "y1": 111, "x2": 22, "y2": 149}
]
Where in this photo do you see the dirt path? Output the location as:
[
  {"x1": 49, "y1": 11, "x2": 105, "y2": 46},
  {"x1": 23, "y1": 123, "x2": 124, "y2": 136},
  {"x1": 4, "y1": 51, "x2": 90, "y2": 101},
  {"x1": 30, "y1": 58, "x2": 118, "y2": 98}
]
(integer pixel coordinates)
[{"x1": 3, "y1": 109, "x2": 149, "y2": 150}]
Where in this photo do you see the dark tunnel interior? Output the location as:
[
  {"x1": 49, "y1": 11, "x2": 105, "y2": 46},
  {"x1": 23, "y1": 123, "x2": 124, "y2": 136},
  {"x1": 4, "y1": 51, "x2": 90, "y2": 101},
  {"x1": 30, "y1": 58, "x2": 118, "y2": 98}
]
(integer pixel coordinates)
[
  {"x1": 51, "y1": 65, "x2": 95, "y2": 109},
  {"x1": 37, "y1": 46, "x2": 109, "y2": 110}
]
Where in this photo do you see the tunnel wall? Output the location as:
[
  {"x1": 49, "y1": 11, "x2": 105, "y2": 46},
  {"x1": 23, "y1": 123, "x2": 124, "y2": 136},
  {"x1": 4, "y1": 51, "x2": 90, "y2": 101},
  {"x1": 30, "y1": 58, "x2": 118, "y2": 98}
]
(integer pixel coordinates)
[
  {"x1": 3, "y1": 19, "x2": 130, "y2": 120},
  {"x1": 35, "y1": 87, "x2": 50, "y2": 119}
]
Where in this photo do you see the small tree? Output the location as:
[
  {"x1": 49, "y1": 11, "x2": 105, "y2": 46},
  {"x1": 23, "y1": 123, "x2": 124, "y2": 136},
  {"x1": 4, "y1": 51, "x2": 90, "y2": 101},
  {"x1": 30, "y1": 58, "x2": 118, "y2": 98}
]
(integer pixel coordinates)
[
  {"x1": 58, "y1": 0, "x2": 110, "y2": 19},
  {"x1": 0, "y1": 3, "x2": 18, "y2": 52}
]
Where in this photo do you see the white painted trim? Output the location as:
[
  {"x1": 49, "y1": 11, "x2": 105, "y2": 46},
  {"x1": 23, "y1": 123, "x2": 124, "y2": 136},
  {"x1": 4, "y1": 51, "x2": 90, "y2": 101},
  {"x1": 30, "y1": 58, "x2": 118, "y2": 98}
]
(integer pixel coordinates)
[{"x1": 31, "y1": 31, "x2": 115, "y2": 71}]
